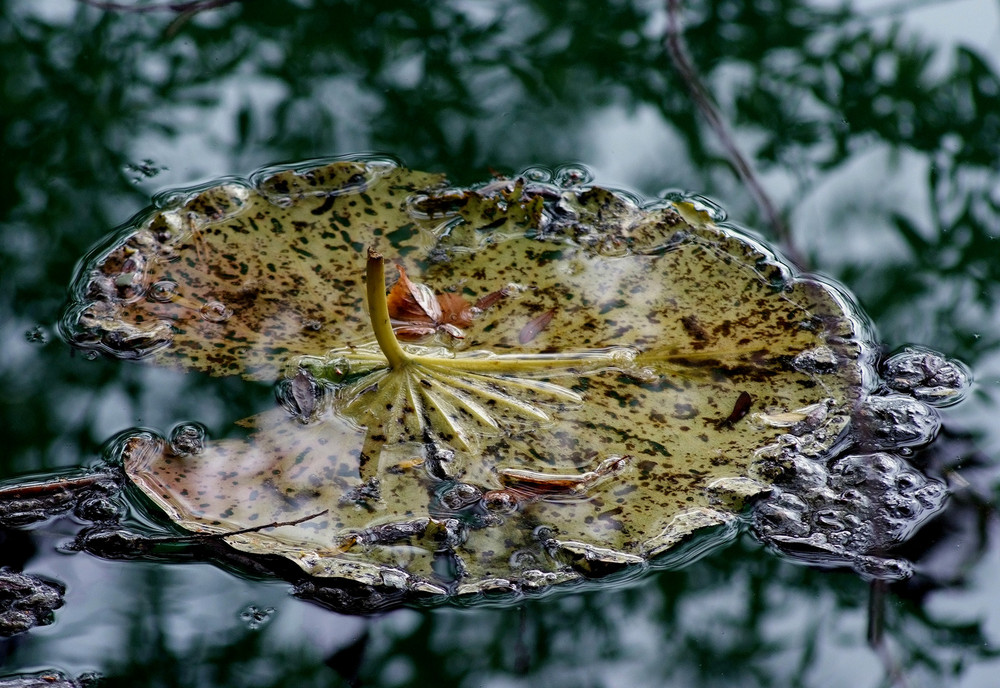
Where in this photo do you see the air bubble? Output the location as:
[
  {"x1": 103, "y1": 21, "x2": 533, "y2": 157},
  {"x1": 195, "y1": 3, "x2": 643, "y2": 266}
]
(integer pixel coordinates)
[
  {"x1": 895, "y1": 472, "x2": 918, "y2": 490},
  {"x1": 553, "y1": 164, "x2": 594, "y2": 188},
  {"x1": 520, "y1": 166, "x2": 552, "y2": 183},
  {"x1": 836, "y1": 488, "x2": 867, "y2": 507},
  {"x1": 439, "y1": 483, "x2": 482, "y2": 511},
  {"x1": 200, "y1": 301, "x2": 232, "y2": 323},
  {"x1": 169, "y1": 422, "x2": 207, "y2": 457},
  {"x1": 532, "y1": 525, "x2": 554, "y2": 541},
  {"x1": 509, "y1": 549, "x2": 540, "y2": 569},
  {"x1": 148, "y1": 280, "x2": 178, "y2": 303},
  {"x1": 483, "y1": 490, "x2": 518, "y2": 514},
  {"x1": 686, "y1": 194, "x2": 728, "y2": 223},
  {"x1": 77, "y1": 308, "x2": 100, "y2": 329}
]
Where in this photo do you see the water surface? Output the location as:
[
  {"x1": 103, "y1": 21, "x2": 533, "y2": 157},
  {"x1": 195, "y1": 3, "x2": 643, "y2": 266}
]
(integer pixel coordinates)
[{"x1": 2, "y1": 1, "x2": 1000, "y2": 686}]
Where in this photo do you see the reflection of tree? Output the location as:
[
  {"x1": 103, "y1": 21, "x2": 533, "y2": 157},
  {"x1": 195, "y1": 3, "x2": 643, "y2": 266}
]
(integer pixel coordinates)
[
  {"x1": 354, "y1": 536, "x2": 1000, "y2": 688},
  {"x1": 2, "y1": 0, "x2": 1000, "y2": 686},
  {"x1": 87, "y1": 568, "x2": 339, "y2": 688},
  {"x1": 78, "y1": 0, "x2": 238, "y2": 13}
]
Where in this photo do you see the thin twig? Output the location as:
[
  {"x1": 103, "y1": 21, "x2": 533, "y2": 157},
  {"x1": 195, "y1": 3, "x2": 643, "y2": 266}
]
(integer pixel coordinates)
[
  {"x1": 868, "y1": 578, "x2": 912, "y2": 688},
  {"x1": 150, "y1": 509, "x2": 330, "y2": 544},
  {"x1": 664, "y1": 0, "x2": 801, "y2": 265},
  {"x1": 77, "y1": 0, "x2": 239, "y2": 13}
]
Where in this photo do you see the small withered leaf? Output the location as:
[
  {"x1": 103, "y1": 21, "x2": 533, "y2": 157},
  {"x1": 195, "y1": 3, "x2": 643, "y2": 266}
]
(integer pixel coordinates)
[
  {"x1": 386, "y1": 264, "x2": 441, "y2": 324},
  {"x1": 387, "y1": 264, "x2": 476, "y2": 340}
]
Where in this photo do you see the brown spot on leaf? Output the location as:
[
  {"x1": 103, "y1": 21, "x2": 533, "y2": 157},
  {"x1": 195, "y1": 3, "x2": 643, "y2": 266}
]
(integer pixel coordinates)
[{"x1": 518, "y1": 308, "x2": 556, "y2": 344}]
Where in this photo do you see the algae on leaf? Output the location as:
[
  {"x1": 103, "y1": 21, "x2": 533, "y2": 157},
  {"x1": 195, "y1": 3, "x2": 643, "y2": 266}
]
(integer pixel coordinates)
[{"x1": 65, "y1": 159, "x2": 874, "y2": 599}]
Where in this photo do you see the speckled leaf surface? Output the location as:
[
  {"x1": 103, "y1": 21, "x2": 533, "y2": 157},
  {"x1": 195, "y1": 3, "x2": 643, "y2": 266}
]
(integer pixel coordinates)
[
  {"x1": 70, "y1": 160, "x2": 873, "y2": 597},
  {"x1": 65, "y1": 160, "x2": 445, "y2": 380}
]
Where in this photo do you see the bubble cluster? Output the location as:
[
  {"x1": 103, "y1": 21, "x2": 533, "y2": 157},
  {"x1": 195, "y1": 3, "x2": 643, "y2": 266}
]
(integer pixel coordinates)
[
  {"x1": 855, "y1": 394, "x2": 941, "y2": 450},
  {"x1": 751, "y1": 341, "x2": 959, "y2": 582},
  {"x1": 882, "y1": 347, "x2": 972, "y2": 406},
  {"x1": 753, "y1": 451, "x2": 946, "y2": 580},
  {"x1": 168, "y1": 422, "x2": 207, "y2": 457}
]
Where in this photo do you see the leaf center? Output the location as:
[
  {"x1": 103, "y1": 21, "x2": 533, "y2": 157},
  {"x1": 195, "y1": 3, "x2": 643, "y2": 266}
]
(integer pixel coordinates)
[{"x1": 309, "y1": 249, "x2": 644, "y2": 451}]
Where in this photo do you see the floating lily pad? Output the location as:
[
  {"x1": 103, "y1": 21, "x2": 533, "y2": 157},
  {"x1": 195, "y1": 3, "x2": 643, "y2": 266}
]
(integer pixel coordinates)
[{"x1": 65, "y1": 158, "x2": 874, "y2": 599}]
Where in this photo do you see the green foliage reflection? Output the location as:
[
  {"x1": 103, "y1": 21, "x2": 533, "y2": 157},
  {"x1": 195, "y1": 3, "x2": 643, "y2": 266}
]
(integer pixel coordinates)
[{"x1": 1, "y1": 0, "x2": 999, "y2": 686}]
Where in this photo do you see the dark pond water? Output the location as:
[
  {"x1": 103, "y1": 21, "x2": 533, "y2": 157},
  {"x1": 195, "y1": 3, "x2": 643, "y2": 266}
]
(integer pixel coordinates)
[{"x1": 2, "y1": 0, "x2": 1000, "y2": 686}]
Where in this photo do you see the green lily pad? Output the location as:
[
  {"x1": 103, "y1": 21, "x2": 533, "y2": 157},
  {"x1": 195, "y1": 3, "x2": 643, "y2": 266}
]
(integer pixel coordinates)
[{"x1": 65, "y1": 158, "x2": 872, "y2": 598}]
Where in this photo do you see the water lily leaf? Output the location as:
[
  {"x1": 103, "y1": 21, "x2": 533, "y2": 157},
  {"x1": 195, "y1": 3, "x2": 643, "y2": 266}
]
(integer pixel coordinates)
[{"x1": 69, "y1": 159, "x2": 873, "y2": 598}]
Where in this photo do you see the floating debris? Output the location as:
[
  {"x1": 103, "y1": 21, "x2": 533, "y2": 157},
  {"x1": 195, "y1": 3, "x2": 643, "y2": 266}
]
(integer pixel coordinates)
[
  {"x1": 753, "y1": 451, "x2": 947, "y2": 580},
  {"x1": 0, "y1": 569, "x2": 65, "y2": 637},
  {"x1": 882, "y1": 347, "x2": 972, "y2": 406},
  {"x1": 23, "y1": 326, "x2": 48, "y2": 345},
  {"x1": 0, "y1": 671, "x2": 101, "y2": 688},
  {"x1": 239, "y1": 604, "x2": 275, "y2": 630}
]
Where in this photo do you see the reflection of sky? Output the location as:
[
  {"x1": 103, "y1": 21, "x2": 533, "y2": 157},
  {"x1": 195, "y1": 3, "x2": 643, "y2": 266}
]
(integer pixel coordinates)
[
  {"x1": 855, "y1": 0, "x2": 1000, "y2": 72},
  {"x1": 23, "y1": 0, "x2": 1000, "y2": 236},
  {"x1": 21, "y1": 532, "x2": 367, "y2": 678}
]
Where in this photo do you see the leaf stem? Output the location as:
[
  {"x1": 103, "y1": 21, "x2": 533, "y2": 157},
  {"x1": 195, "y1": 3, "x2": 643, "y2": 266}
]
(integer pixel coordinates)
[
  {"x1": 366, "y1": 248, "x2": 411, "y2": 369},
  {"x1": 410, "y1": 349, "x2": 634, "y2": 375}
]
